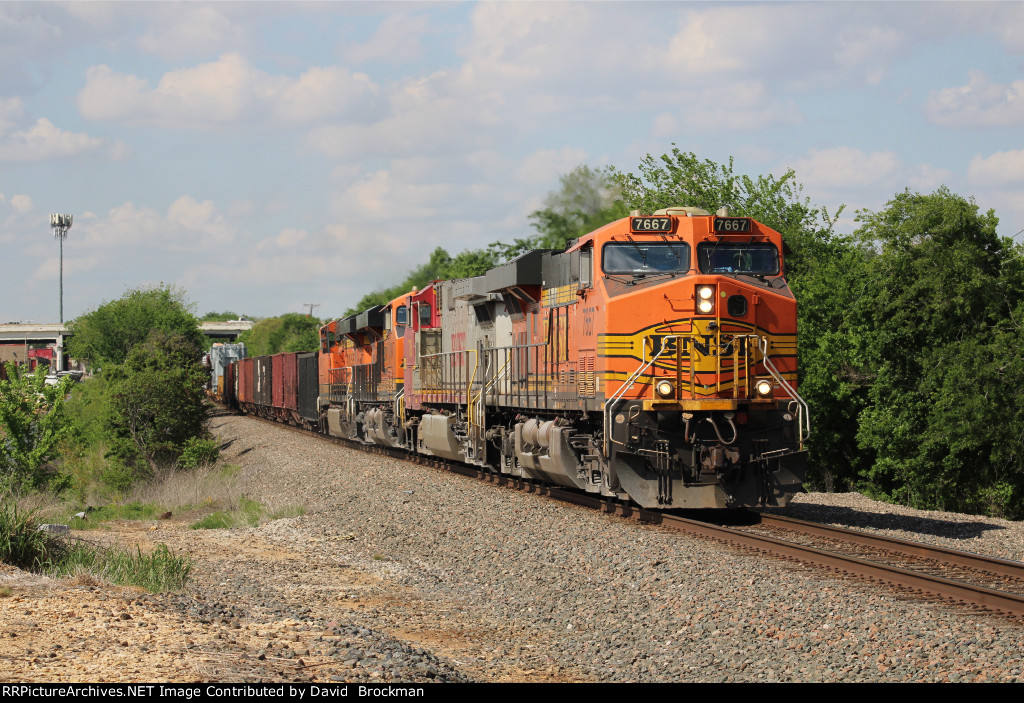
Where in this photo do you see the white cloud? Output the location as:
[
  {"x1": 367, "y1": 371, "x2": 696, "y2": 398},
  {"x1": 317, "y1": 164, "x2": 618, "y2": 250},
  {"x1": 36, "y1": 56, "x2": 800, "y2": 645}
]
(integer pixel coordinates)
[
  {"x1": 10, "y1": 194, "x2": 32, "y2": 214},
  {"x1": 906, "y1": 164, "x2": 955, "y2": 192},
  {"x1": 516, "y1": 147, "x2": 588, "y2": 185},
  {"x1": 305, "y1": 71, "x2": 502, "y2": 160},
  {"x1": 0, "y1": 116, "x2": 106, "y2": 162},
  {"x1": 925, "y1": 72, "x2": 1024, "y2": 127},
  {"x1": 331, "y1": 169, "x2": 453, "y2": 220},
  {"x1": 834, "y1": 24, "x2": 905, "y2": 85},
  {"x1": 31, "y1": 255, "x2": 100, "y2": 283},
  {"x1": 78, "y1": 196, "x2": 238, "y2": 252},
  {"x1": 787, "y1": 147, "x2": 951, "y2": 199},
  {"x1": 136, "y1": 5, "x2": 247, "y2": 60},
  {"x1": 669, "y1": 82, "x2": 803, "y2": 132},
  {"x1": 662, "y1": 5, "x2": 907, "y2": 87},
  {"x1": 968, "y1": 149, "x2": 1024, "y2": 186},
  {"x1": 77, "y1": 53, "x2": 382, "y2": 128},
  {"x1": 790, "y1": 147, "x2": 903, "y2": 190},
  {"x1": 651, "y1": 113, "x2": 677, "y2": 139},
  {"x1": 256, "y1": 228, "x2": 307, "y2": 252},
  {"x1": 345, "y1": 13, "x2": 431, "y2": 65}
]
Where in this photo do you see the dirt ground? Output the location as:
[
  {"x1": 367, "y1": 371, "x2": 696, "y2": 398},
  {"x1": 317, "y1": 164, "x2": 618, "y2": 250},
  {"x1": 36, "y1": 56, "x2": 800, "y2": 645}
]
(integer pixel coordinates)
[{"x1": 0, "y1": 518, "x2": 578, "y2": 683}]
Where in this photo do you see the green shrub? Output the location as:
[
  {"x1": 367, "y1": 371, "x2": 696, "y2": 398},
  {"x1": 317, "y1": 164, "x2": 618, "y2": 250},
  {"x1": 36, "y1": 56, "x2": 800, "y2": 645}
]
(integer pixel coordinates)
[{"x1": 178, "y1": 437, "x2": 220, "y2": 469}]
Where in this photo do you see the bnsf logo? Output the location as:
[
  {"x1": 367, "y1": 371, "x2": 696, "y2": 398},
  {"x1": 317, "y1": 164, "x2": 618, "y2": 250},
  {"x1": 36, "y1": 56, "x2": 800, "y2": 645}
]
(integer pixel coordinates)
[{"x1": 648, "y1": 334, "x2": 749, "y2": 358}]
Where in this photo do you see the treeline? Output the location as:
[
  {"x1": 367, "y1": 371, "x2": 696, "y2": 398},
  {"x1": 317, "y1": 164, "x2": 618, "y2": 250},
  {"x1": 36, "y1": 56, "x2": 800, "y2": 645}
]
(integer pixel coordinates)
[
  {"x1": 618, "y1": 149, "x2": 1024, "y2": 517},
  {"x1": 344, "y1": 150, "x2": 1024, "y2": 519},
  {"x1": 4, "y1": 151, "x2": 1021, "y2": 518}
]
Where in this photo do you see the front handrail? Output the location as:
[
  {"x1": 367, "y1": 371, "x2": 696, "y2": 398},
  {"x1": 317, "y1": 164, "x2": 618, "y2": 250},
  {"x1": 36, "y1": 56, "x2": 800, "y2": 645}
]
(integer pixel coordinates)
[
  {"x1": 733, "y1": 333, "x2": 811, "y2": 446},
  {"x1": 603, "y1": 336, "x2": 678, "y2": 456}
]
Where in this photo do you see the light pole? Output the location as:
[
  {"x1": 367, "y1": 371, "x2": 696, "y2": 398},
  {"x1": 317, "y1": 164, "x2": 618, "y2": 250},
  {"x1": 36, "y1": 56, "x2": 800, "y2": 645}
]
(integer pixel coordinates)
[{"x1": 50, "y1": 213, "x2": 73, "y2": 324}]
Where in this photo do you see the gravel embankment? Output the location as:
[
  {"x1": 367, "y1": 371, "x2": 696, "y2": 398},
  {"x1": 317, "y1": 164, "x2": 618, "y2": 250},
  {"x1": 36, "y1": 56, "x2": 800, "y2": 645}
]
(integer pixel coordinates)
[{"x1": 203, "y1": 411, "x2": 1023, "y2": 683}]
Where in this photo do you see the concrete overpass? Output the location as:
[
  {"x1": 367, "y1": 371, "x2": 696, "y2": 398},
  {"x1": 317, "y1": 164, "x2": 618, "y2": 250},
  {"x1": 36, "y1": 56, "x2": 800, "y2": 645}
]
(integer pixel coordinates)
[
  {"x1": 199, "y1": 319, "x2": 254, "y2": 339},
  {"x1": 0, "y1": 323, "x2": 71, "y2": 370},
  {"x1": 0, "y1": 319, "x2": 254, "y2": 370}
]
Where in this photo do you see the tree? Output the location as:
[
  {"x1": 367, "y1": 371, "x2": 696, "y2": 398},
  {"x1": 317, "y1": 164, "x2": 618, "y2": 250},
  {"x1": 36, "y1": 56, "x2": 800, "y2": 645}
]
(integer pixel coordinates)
[
  {"x1": 68, "y1": 286, "x2": 204, "y2": 367},
  {"x1": 0, "y1": 364, "x2": 75, "y2": 491},
  {"x1": 200, "y1": 311, "x2": 248, "y2": 321},
  {"x1": 104, "y1": 331, "x2": 209, "y2": 476},
  {"x1": 850, "y1": 188, "x2": 1024, "y2": 516},
  {"x1": 612, "y1": 146, "x2": 842, "y2": 278},
  {"x1": 341, "y1": 246, "x2": 503, "y2": 318},
  {"x1": 237, "y1": 313, "x2": 323, "y2": 356},
  {"x1": 528, "y1": 164, "x2": 629, "y2": 252}
]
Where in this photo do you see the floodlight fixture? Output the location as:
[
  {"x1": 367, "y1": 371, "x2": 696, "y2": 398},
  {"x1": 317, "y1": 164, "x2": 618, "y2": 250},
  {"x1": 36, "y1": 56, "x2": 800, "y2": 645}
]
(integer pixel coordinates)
[{"x1": 50, "y1": 213, "x2": 73, "y2": 324}]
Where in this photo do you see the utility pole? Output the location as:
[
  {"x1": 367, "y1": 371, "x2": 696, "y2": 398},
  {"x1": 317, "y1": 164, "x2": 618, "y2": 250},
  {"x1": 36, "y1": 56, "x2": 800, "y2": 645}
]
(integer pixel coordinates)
[{"x1": 303, "y1": 303, "x2": 320, "y2": 318}]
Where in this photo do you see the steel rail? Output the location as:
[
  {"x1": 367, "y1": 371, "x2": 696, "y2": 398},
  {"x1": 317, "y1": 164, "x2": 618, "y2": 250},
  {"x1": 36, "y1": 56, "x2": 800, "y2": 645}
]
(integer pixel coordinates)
[
  {"x1": 757, "y1": 512, "x2": 1024, "y2": 580},
  {"x1": 228, "y1": 408, "x2": 1024, "y2": 620}
]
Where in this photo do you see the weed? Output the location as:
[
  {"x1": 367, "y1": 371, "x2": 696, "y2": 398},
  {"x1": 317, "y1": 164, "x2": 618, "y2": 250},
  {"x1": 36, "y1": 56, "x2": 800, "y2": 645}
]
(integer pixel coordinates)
[
  {"x1": 0, "y1": 501, "x2": 57, "y2": 570},
  {"x1": 189, "y1": 494, "x2": 304, "y2": 529},
  {"x1": 0, "y1": 499, "x2": 192, "y2": 592},
  {"x1": 48, "y1": 543, "x2": 192, "y2": 592}
]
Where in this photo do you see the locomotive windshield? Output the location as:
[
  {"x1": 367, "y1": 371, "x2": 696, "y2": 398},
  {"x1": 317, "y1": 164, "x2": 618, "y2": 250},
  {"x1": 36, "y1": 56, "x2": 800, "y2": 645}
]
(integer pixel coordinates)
[
  {"x1": 602, "y1": 242, "x2": 690, "y2": 275},
  {"x1": 697, "y1": 242, "x2": 779, "y2": 276}
]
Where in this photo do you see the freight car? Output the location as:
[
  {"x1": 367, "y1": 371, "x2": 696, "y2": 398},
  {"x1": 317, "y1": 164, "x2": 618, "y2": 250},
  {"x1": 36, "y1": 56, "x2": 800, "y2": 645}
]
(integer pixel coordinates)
[{"x1": 229, "y1": 206, "x2": 809, "y2": 509}]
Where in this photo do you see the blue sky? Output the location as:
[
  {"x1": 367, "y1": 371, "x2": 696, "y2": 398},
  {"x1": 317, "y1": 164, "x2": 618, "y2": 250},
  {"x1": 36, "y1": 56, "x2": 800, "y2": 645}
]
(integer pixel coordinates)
[{"x1": 2, "y1": 1, "x2": 1023, "y2": 323}]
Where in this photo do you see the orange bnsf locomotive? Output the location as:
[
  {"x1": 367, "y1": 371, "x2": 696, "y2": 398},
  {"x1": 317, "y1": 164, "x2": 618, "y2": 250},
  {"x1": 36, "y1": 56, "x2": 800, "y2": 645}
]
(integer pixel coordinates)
[{"x1": 230, "y1": 206, "x2": 809, "y2": 509}]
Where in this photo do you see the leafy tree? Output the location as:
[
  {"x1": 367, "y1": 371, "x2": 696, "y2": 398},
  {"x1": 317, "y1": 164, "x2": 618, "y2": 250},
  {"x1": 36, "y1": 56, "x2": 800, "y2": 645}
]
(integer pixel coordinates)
[
  {"x1": 0, "y1": 364, "x2": 75, "y2": 491},
  {"x1": 200, "y1": 311, "x2": 248, "y2": 321},
  {"x1": 528, "y1": 164, "x2": 629, "y2": 251},
  {"x1": 613, "y1": 146, "x2": 842, "y2": 278},
  {"x1": 850, "y1": 188, "x2": 1024, "y2": 516},
  {"x1": 68, "y1": 286, "x2": 204, "y2": 367},
  {"x1": 104, "y1": 331, "x2": 209, "y2": 476},
  {"x1": 237, "y1": 313, "x2": 322, "y2": 356},
  {"x1": 342, "y1": 246, "x2": 503, "y2": 318}
]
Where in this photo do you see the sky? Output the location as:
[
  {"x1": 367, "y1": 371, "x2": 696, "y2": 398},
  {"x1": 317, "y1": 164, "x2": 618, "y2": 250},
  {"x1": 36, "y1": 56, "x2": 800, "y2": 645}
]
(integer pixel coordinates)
[{"x1": 2, "y1": 1, "x2": 1023, "y2": 324}]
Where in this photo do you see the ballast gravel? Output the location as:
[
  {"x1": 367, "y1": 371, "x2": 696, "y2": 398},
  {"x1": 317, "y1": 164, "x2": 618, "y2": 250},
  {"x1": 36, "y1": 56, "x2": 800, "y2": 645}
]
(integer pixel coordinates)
[{"x1": 204, "y1": 412, "x2": 1023, "y2": 683}]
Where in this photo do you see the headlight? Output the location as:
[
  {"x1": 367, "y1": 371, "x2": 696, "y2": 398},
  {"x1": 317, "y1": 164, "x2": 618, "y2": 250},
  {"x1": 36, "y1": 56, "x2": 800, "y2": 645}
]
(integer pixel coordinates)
[
  {"x1": 696, "y1": 286, "x2": 715, "y2": 314},
  {"x1": 755, "y1": 379, "x2": 773, "y2": 397},
  {"x1": 655, "y1": 379, "x2": 674, "y2": 398}
]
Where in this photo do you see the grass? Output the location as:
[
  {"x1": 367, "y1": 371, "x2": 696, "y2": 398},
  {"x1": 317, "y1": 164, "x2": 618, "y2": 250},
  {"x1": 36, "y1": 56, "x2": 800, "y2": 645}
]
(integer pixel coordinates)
[
  {"x1": 0, "y1": 499, "x2": 192, "y2": 592},
  {"x1": 24, "y1": 460, "x2": 304, "y2": 533},
  {"x1": 67, "y1": 501, "x2": 160, "y2": 529},
  {"x1": 0, "y1": 501, "x2": 55, "y2": 570},
  {"x1": 3, "y1": 454, "x2": 304, "y2": 591},
  {"x1": 48, "y1": 543, "x2": 193, "y2": 592},
  {"x1": 190, "y1": 495, "x2": 305, "y2": 529}
]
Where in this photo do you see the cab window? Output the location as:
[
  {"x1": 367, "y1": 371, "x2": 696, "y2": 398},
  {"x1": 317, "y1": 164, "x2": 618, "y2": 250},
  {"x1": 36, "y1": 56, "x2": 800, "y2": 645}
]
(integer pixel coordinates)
[
  {"x1": 602, "y1": 242, "x2": 690, "y2": 275},
  {"x1": 696, "y1": 243, "x2": 779, "y2": 275}
]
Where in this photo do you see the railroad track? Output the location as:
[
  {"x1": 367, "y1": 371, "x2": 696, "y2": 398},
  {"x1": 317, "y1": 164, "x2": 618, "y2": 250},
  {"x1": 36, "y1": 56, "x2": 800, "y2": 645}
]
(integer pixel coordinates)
[{"x1": 230, "y1": 408, "x2": 1024, "y2": 622}]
